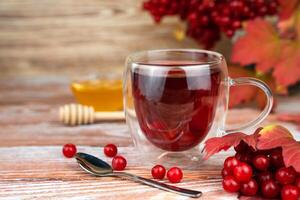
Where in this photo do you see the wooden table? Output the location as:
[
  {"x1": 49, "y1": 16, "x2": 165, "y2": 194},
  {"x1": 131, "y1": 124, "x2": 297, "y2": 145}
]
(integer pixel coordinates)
[{"x1": 0, "y1": 77, "x2": 299, "y2": 200}]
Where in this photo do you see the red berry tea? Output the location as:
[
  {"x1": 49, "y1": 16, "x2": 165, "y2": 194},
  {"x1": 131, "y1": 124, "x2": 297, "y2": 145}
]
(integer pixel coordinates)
[{"x1": 132, "y1": 62, "x2": 222, "y2": 151}]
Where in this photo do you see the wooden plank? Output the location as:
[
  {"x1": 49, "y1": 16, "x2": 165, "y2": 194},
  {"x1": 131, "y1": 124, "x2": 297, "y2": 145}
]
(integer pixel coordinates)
[
  {"x1": 0, "y1": 0, "x2": 198, "y2": 78},
  {"x1": 0, "y1": 146, "x2": 236, "y2": 199}
]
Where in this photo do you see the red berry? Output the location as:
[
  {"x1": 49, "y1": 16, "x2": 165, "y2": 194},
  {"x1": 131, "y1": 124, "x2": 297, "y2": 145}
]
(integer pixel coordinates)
[
  {"x1": 112, "y1": 155, "x2": 127, "y2": 171},
  {"x1": 261, "y1": 179, "x2": 280, "y2": 198},
  {"x1": 62, "y1": 143, "x2": 77, "y2": 158},
  {"x1": 276, "y1": 167, "x2": 297, "y2": 185},
  {"x1": 281, "y1": 185, "x2": 300, "y2": 200},
  {"x1": 240, "y1": 178, "x2": 258, "y2": 196},
  {"x1": 234, "y1": 141, "x2": 249, "y2": 153},
  {"x1": 104, "y1": 144, "x2": 118, "y2": 157},
  {"x1": 224, "y1": 156, "x2": 240, "y2": 173},
  {"x1": 253, "y1": 154, "x2": 270, "y2": 171},
  {"x1": 151, "y1": 165, "x2": 166, "y2": 180},
  {"x1": 270, "y1": 148, "x2": 284, "y2": 168},
  {"x1": 235, "y1": 152, "x2": 252, "y2": 164},
  {"x1": 222, "y1": 168, "x2": 231, "y2": 178},
  {"x1": 233, "y1": 162, "x2": 253, "y2": 183},
  {"x1": 295, "y1": 178, "x2": 300, "y2": 189},
  {"x1": 167, "y1": 167, "x2": 183, "y2": 183},
  {"x1": 222, "y1": 175, "x2": 241, "y2": 193},
  {"x1": 257, "y1": 171, "x2": 274, "y2": 184}
]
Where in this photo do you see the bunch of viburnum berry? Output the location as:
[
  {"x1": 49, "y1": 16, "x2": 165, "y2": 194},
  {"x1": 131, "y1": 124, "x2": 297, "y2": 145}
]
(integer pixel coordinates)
[
  {"x1": 222, "y1": 141, "x2": 300, "y2": 199},
  {"x1": 203, "y1": 125, "x2": 300, "y2": 200}
]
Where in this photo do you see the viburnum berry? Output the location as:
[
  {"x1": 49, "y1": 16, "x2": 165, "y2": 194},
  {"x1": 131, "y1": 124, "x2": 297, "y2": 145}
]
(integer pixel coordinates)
[
  {"x1": 222, "y1": 175, "x2": 241, "y2": 193},
  {"x1": 167, "y1": 167, "x2": 183, "y2": 183},
  {"x1": 281, "y1": 185, "x2": 300, "y2": 200},
  {"x1": 261, "y1": 179, "x2": 280, "y2": 199},
  {"x1": 224, "y1": 156, "x2": 240, "y2": 173},
  {"x1": 252, "y1": 154, "x2": 270, "y2": 171},
  {"x1": 233, "y1": 162, "x2": 253, "y2": 183},
  {"x1": 221, "y1": 168, "x2": 231, "y2": 178},
  {"x1": 143, "y1": 0, "x2": 279, "y2": 49},
  {"x1": 235, "y1": 152, "x2": 253, "y2": 164},
  {"x1": 112, "y1": 155, "x2": 127, "y2": 171},
  {"x1": 240, "y1": 178, "x2": 259, "y2": 196},
  {"x1": 276, "y1": 167, "x2": 297, "y2": 185},
  {"x1": 257, "y1": 171, "x2": 274, "y2": 185},
  {"x1": 62, "y1": 143, "x2": 77, "y2": 158},
  {"x1": 295, "y1": 177, "x2": 300, "y2": 189},
  {"x1": 270, "y1": 148, "x2": 284, "y2": 168},
  {"x1": 104, "y1": 144, "x2": 118, "y2": 157},
  {"x1": 151, "y1": 165, "x2": 166, "y2": 180},
  {"x1": 234, "y1": 141, "x2": 249, "y2": 153}
]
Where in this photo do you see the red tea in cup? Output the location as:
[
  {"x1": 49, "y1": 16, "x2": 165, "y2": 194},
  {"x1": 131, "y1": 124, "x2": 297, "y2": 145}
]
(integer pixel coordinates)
[{"x1": 132, "y1": 62, "x2": 221, "y2": 151}]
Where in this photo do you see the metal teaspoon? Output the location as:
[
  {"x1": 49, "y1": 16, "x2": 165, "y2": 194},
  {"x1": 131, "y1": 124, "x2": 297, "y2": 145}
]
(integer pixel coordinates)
[{"x1": 75, "y1": 152, "x2": 202, "y2": 198}]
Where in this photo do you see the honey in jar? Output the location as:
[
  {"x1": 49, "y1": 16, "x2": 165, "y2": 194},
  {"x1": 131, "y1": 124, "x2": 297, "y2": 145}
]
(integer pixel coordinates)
[{"x1": 71, "y1": 79, "x2": 123, "y2": 111}]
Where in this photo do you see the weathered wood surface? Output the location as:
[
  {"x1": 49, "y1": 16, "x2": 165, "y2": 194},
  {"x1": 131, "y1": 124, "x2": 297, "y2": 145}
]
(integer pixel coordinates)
[
  {"x1": 0, "y1": 0, "x2": 199, "y2": 79},
  {"x1": 0, "y1": 76, "x2": 299, "y2": 200}
]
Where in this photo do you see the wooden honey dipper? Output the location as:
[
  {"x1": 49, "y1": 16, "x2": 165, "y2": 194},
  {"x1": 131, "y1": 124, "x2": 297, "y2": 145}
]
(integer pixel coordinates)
[{"x1": 59, "y1": 104, "x2": 125, "y2": 126}]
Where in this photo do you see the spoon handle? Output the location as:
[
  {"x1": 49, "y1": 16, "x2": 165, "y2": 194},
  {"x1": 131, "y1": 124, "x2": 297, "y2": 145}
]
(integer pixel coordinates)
[{"x1": 112, "y1": 172, "x2": 202, "y2": 198}]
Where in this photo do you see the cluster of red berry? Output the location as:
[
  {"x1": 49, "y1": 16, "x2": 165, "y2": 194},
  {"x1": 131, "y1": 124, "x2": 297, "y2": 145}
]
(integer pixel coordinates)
[
  {"x1": 143, "y1": 0, "x2": 279, "y2": 48},
  {"x1": 222, "y1": 141, "x2": 300, "y2": 200},
  {"x1": 62, "y1": 143, "x2": 183, "y2": 183}
]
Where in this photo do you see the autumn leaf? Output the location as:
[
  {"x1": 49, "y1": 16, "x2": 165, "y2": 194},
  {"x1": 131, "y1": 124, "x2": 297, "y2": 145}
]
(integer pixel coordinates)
[
  {"x1": 272, "y1": 41, "x2": 300, "y2": 87},
  {"x1": 228, "y1": 66, "x2": 277, "y2": 111},
  {"x1": 231, "y1": 19, "x2": 281, "y2": 74},
  {"x1": 203, "y1": 128, "x2": 261, "y2": 160},
  {"x1": 228, "y1": 66, "x2": 258, "y2": 108},
  {"x1": 257, "y1": 125, "x2": 300, "y2": 172},
  {"x1": 278, "y1": 0, "x2": 300, "y2": 20}
]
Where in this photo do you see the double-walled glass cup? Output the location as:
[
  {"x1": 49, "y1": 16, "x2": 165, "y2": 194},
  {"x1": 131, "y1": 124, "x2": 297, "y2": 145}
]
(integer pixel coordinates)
[{"x1": 123, "y1": 49, "x2": 273, "y2": 164}]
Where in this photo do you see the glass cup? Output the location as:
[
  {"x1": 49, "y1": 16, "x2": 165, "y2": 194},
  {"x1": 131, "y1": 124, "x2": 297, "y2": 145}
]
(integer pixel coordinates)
[{"x1": 123, "y1": 49, "x2": 273, "y2": 165}]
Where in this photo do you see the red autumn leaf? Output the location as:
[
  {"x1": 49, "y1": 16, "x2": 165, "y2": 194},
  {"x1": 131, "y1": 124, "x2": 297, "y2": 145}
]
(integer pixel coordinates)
[
  {"x1": 278, "y1": 0, "x2": 300, "y2": 20},
  {"x1": 231, "y1": 19, "x2": 281, "y2": 74},
  {"x1": 272, "y1": 41, "x2": 300, "y2": 87},
  {"x1": 203, "y1": 128, "x2": 261, "y2": 160},
  {"x1": 228, "y1": 66, "x2": 258, "y2": 108},
  {"x1": 257, "y1": 125, "x2": 300, "y2": 172}
]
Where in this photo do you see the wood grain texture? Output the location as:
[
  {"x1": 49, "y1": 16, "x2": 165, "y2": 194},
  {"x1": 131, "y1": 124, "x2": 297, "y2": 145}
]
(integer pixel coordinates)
[
  {"x1": 0, "y1": 0, "x2": 199, "y2": 78},
  {"x1": 0, "y1": 146, "x2": 235, "y2": 200}
]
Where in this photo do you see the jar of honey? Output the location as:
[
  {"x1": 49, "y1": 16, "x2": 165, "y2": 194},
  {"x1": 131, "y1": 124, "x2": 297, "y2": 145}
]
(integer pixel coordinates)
[{"x1": 71, "y1": 76, "x2": 123, "y2": 112}]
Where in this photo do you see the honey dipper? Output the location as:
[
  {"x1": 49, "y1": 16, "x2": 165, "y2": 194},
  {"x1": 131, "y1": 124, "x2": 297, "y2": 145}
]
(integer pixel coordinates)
[{"x1": 59, "y1": 104, "x2": 125, "y2": 126}]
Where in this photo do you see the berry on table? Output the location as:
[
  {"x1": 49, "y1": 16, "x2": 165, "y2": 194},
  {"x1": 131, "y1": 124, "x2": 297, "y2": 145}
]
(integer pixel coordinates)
[
  {"x1": 276, "y1": 167, "x2": 297, "y2": 185},
  {"x1": 281, "y1": 185, "x2": 300, "y2": 200},
  {"x1": 104, "y1": 144, "x2": 118, "y2": 157},
  {"x1": 233, "y1": 162, "x2": 253, "y2": 183},
  {"x1": 240, "y1": 178, "x2": 258, "y2": 196},
  {"x1": 253, "y1": 154, "x2": 270, "y2": 171},
  {"x1": 167, "y1": 167, "x2": 183, "y2": 183},
  {"x1": 62, "y1": 143, "x2": 77, "y2": 158},
  {"x1": 151, "y1": 165, "x2": 166, "y2": 180},
  {"x1": 224, "y1": 156, "x2": 240, "y2": 173},
  {"x1": 222, "y1": 175, "x2": 241, "y2": 193},
  {"x1": 112, "y1": 155, "x2": 127, "y2": 171},
  {"x1": 261, "y1": 179, "x2": 280, "y2": 199}
]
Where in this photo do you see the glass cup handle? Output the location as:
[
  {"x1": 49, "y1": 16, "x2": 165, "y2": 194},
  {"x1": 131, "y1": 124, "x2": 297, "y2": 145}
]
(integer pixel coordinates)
[{"x1": 225, "y1": 77, "x2": 274, "y2": 133}]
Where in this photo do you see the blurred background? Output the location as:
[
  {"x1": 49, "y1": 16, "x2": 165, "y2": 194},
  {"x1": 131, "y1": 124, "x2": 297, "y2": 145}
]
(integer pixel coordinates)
[{"x1": 0, "y1": 0, "x2": 299, "y2": 118}]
